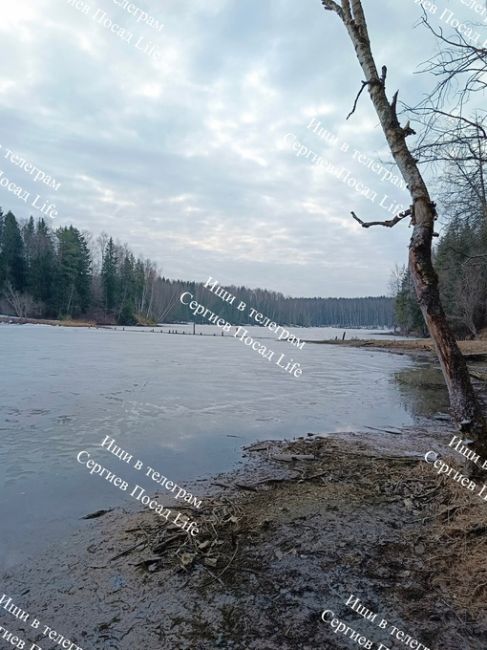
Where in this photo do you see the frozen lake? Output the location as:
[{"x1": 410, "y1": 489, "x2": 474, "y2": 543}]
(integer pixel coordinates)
[{"x1": 0, "y1": 324, "x2": 442, "y2": 570}]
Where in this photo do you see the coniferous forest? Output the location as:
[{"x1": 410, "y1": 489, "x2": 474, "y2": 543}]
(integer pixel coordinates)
[{"x1": 0, "y1": 209, "x2": 394, "y2": 328}]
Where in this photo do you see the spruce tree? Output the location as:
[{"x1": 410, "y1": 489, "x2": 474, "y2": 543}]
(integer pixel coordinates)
[
  {"x1": 29, "y1": 218, "x2": 56, "y2": 312},
  {"x1": 55, "y1": 226, "x2": 92, "y2": 317},
  {"x1": 101, "y1": 238, "x2": 118, "y2": 312},
  {"x1": 0, "y1": 212, "x2": 26, "y2": 291},
  {"x1": 118, "y1": 250, "x2": 136, "y2": 324}
]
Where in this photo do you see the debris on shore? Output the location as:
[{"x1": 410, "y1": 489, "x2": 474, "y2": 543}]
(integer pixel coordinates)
[{"x1": 3, "y1": 426, "x2": 487, "y2": 649}]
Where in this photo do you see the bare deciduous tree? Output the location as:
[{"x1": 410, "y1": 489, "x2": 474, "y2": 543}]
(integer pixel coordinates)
[
  {"x1": 412, "y1": 14, "x2": 487, "y2": 153},
  {"x1": 5, "y1": 282, "x2": 34, "y2": 319},
  {"x1": 321, "y1": 0, "x2": 487, "y2": 460}
]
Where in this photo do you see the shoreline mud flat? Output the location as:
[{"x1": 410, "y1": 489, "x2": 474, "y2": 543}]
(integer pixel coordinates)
[
  {"x1": 311, "y1": 337, "x2": 487, "y2": 359},
  {"x1": 3, "y1": 425, "x2": 487, "y2": 649}
]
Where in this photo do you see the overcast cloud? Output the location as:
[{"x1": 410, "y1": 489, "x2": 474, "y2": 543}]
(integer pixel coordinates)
[{"x1": 0, "y1": 0, "x2": 482, "y2": 296}]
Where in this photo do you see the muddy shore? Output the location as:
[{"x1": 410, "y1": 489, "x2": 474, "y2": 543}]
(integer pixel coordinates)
[
  {"x1": 309, "y1": 337, "x2": 487, "y2": 359},
  {"x1": 2, "y1": 421, "x2": 487, "y2": 650}
]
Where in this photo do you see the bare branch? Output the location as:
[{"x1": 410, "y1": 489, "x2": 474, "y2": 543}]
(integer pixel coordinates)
[
  {"x1": 351, "y1": 207, "x2": 412, "y2": 229},
  {"x1": 347, "y1": 81, "x2": 369, "y2": 119},
  {"x1": 411, "y1": 15, "x2": 487, "y2": 124},
  {"x1": 347, "y1": 66, "x2": 387, "y2": 120},
  {"x1": 4, "y1": 282, "x2": 34, "y2": 318},
  {"x1": 432, "y1": 110, "x2": 486, "y2": 138},
  {"x1": 462, "y1": 254, "x2": 487, "y2": 267},
  {"x1": 321, "y1": 0, "x2": 343, "y2": 19}
]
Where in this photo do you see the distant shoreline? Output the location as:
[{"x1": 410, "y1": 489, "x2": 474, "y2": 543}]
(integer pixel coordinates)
[
  {"x1": 0, "y1": 315, "x2": 97, "y2": 328},
  {"x1": 0, "y1": 315, "x2": 397, "y2": 332},
  {"x1": 4, "y1": 317, "x2": 485, "y2": 362}
]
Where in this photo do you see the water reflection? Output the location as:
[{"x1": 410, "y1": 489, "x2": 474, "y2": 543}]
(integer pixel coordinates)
[{"x1": 394, "y1": 363, "x2": 449, "y2": 418}]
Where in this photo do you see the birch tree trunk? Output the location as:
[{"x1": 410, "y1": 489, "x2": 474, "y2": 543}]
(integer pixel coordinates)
[{"x1": 321, "y1": 0, "x2": 487, "y2": 459}]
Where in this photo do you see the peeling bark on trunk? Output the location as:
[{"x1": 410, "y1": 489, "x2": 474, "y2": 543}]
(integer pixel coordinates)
[{"x1": 321, "y1": 0, "x2": 487, "y2": 461}]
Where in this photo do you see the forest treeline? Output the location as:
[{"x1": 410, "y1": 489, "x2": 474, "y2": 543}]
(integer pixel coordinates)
[
  {"x1": 393, "y1": 131, "x2": 487, "y2": 339},
  {"x1": 0, "y1": 209, "x2": 394, "y2": 327}
]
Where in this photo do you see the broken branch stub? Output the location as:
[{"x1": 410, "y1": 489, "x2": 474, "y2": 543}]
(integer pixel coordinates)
[{"x1": 351, "y1": 208, "x2": 412, "y2": 229}]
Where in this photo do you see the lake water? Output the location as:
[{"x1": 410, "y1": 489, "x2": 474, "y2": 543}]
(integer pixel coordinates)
[{"x1": 0, "y1": 324, "x2": 443, "y2": 570}]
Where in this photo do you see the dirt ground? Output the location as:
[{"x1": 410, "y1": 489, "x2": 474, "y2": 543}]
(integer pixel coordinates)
[{"x1": 2, "y1": 424, "x2": 487, "y2": 650}]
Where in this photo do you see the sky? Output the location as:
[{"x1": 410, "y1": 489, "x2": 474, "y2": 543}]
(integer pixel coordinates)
[{"x1": 0, "y1": 0, "x2": 484, "y2": 297}]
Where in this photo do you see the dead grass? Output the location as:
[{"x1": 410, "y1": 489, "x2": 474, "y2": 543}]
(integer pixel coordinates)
[
  {"x1": 312, "y1": 337, "x2": 487, "y2": 357},
  {"x1": 425, "y1": 472, "x2": 487, "y2": 614}
]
